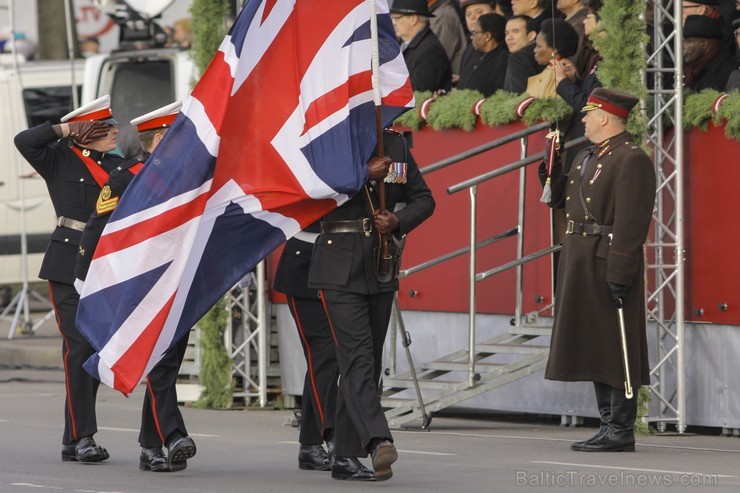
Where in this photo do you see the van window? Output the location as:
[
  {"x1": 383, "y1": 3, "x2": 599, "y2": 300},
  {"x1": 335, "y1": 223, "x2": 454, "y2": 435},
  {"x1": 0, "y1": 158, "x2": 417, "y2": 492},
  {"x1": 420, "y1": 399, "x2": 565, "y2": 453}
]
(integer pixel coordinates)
[
  {"x1": 22, "y1": 86, "x2": 82, "y2": 126},
  {"x1": 102, "y1": 59, "x2": 175, "y2": 158}
]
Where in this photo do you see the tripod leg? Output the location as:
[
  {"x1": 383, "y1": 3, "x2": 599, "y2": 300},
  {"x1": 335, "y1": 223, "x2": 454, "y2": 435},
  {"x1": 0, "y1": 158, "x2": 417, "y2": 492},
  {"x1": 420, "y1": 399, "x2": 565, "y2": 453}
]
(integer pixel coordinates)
[{"x1": 393, "y1": 295, "x2": 430, "y2": 429}]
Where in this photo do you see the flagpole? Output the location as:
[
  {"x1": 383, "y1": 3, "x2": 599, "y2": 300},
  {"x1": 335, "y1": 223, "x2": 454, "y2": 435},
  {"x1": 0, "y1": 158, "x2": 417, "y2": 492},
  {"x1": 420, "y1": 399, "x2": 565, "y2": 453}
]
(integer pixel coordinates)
[{"x1": 369, "y1": 0, "x2": 390, "y2": 262}]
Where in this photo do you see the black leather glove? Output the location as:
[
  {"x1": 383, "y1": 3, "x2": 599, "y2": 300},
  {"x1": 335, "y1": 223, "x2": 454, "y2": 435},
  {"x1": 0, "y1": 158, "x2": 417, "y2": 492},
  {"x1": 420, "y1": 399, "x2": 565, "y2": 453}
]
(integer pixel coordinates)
[
  {"x1": 68, "y1": 121, "x2": 110, "y2": 145},
  {"x1": 608, "y1": 282, "x2": 629, "y2": 308}
]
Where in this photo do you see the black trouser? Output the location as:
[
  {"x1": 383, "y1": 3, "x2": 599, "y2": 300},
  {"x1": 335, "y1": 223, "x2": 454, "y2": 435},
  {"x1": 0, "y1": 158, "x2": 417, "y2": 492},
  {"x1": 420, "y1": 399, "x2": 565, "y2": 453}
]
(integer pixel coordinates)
[
  {"x1": 319, "y1": 289, "x2": 394, "y2": 457},
  {"x1": 288, "y1": 295, "x2": 338, "y2": 445},
  {"x1": 139, "y1": 332, "x2": 191, "y2": 448},
  {"x1": 49, "y1": 281, "x2": 99, "y2": 446}
]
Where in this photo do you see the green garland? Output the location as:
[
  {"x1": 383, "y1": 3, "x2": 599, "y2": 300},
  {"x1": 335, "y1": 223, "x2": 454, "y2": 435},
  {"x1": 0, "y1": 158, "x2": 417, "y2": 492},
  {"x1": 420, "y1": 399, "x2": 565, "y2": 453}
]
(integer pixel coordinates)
[
  {"x1": 394, "y1": 91, "x2": 432, "y2": 130},
  {"x1": 190, "y1": 0, "x2": 234, "y2": 409},
  {"x1": 193, "y1": 298, "x2": 235, "y2": 409},
  {"x1": 683, "y1": 90, "x2": 722, "y2": 132},
  {"x1": 425, "y1": 89, "x2": 484, "y2": 131},
  {"x1": 714, "y1": 93, "x2": 740, "y2": 141}
]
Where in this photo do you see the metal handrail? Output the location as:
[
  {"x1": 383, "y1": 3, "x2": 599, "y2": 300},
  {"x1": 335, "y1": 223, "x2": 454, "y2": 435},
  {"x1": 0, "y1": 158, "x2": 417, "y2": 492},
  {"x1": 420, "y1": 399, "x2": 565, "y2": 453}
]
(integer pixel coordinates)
[
  {"x1": 448, "y1": 136, "x2": 589, "y2": 194},
  {"x1": 399, "y1": 226, "x2": 519, "y2": 278},
  {"x1": 476, "y1": 244, "x2": 562, "y2": 282},
  {"x1": 420, "y1": 121, "x2": 552, "y2": 176}
]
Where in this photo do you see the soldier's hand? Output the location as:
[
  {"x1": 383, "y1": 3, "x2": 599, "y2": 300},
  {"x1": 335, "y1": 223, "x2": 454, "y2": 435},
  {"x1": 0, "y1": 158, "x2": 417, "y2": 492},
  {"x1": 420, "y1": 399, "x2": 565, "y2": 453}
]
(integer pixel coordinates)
[
  {"x1": 367, "y1": 156, "x2": 391, "y2": 181},
  {"x1": 608, "y1": 281, "x2": 629, "y2": 308},
  {"x1": 372, "y1": 210, "x2": 399, "y2": 234},
  {"x1": 68, "y1": 121, "x2": 110, "y2": 145}
]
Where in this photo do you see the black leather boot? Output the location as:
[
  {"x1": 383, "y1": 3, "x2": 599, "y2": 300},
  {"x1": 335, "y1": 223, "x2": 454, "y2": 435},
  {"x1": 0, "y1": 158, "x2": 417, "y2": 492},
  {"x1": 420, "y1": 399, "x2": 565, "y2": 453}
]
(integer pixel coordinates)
[
  {"x1": 575, "y1": 386, "x2": 637, "y2": 452},
  {"x1": 571, "y1": 382, "x2": 613, "y2": 451},
  {"x1": 369, "y1": 438, "x2": 397, "y2": 482},
  {"x1": 298, "y1": 444, "x2": 330, "y2": 471},
  {"x1": 166, "y1": 432, "x2": 196, "y2": 471}
]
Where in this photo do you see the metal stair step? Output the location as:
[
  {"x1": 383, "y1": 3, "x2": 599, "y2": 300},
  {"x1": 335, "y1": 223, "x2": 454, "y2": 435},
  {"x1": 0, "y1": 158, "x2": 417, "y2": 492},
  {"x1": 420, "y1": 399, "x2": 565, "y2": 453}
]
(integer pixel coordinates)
[
  {"x1": 421, "y1": 361, "x2": 504, "y2": 372},
  {"x1": 510, "y1": 325, "x2": 552, "y2": 336},
  {"x1": 383, "y1": 378, "x2": 457, "y2": 390},
  {"x1": 475, "y1": 343, "x2": 549, "y2": 355}
]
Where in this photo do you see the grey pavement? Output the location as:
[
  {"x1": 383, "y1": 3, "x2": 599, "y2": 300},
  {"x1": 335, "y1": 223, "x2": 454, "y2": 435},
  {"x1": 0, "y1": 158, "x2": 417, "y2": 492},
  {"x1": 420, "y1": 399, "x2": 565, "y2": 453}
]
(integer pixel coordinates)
[{"x1": 3, "y1": 314, "x2": 740, "y2": 492}]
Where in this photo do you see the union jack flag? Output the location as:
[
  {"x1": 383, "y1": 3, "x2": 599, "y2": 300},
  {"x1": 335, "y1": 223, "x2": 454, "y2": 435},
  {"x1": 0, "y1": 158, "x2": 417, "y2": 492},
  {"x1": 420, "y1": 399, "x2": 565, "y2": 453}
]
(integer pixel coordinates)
[{"x1": 76, "y1": 0, "x2": 413, "y2": 395}]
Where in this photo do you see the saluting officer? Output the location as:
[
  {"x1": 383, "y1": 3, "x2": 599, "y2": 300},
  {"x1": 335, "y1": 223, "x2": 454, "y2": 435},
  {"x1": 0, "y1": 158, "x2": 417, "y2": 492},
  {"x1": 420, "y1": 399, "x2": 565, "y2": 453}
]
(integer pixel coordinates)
[
  {"x1": 540, "y1": 88, "x2": 656, "y2": 452},
  {"x1": 308, "y1": 129, "x2": 435, "y2": 481},
  {"x1": 14, "y1": 95, "x2": 131, "y2": 463},
  {"x1": 75, "y1": 101, "x2": 197, "y2": 472}
]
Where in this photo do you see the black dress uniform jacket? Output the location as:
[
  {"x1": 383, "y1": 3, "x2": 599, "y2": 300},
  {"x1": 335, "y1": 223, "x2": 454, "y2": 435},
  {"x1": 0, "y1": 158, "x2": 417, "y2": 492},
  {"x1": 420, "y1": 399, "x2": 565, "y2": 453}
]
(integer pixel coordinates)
[
  {"x1": 307, "y1": 131, "x2": 434, "y2": 458},
  {"x1": 14, "y1": 122, "x2": 134, "y2": 284},
  {"x1": 540, "y1": 131, "x2": 656, "y2": 389},
  {"x1": 308, "y1": 132, "x2": 435, "y2": 295},
  {"x1": 402, "y1": 25, "x2": 453, "y2": 93}
]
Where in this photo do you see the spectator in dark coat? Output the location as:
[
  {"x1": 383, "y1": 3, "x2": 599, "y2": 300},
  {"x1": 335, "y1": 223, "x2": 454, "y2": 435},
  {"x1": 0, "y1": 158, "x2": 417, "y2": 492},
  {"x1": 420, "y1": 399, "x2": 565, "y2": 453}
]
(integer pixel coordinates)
[
  {"x1": 459, "y1": 0, "x2": 497, "y2": 83},
  {"x1": 726, "y1": 17, "x2": 740, "y2": 91},
  {"x1": 683, "y1": 15, "x2": 737, "y2": 91},
  {"x1": 428, "y1": 0, "x2": 469, "y2": 78},
  {"x1": 511, "y1": 0, "x2": 554, "y2": 31},
  {"x1": 457, "y1": 13, "x2": 509, "y2": 95},
  {"x1": 392, "y1": 0, "x2": 453, "y2": 92},
  {"x1": 503, "y1": 14, "x2": 539, "y2": 92}
]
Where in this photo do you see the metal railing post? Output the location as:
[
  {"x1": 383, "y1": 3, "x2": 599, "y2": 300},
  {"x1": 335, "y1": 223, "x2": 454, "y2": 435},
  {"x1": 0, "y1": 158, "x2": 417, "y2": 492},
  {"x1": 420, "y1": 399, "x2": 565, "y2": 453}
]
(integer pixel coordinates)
[
  {"x1": 468, "y1": 185, "x2": 477, "y2": 387},
  {"x1": 514, "y1": 135, "x2": 529, "y2": 325},
  {"x1": 257, "y1": 261, "x2": 267, "y2": 407}
]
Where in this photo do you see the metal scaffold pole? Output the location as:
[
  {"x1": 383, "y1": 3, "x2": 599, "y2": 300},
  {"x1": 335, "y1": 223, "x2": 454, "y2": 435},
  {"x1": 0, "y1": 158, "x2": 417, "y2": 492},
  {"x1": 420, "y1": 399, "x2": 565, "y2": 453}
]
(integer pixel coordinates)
[{"x1": 644, "y1": 0, "x2": 685, "y2": 433}]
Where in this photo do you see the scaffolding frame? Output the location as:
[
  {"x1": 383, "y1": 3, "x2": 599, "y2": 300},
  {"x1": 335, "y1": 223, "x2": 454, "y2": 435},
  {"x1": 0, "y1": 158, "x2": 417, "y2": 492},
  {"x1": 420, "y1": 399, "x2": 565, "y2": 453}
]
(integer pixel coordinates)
[
  {"x1": 644, "y1": 0, "x2": 685, "y2": 433},
  {"x1": 224, "y1": 261, "x2": 268, "y2": 407}
]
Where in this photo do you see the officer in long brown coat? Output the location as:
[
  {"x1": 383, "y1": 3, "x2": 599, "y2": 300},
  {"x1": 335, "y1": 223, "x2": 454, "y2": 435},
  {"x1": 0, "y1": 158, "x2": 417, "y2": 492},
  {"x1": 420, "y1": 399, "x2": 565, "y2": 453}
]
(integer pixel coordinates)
[{"x1": 540, "y1": 88, "x2": 656, "y2": 452}]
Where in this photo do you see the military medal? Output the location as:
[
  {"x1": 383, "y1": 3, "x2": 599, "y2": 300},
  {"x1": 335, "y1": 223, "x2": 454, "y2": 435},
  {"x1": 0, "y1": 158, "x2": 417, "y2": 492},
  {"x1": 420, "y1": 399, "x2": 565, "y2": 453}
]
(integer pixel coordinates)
[{"x1": 385, "y1": 162, "x2": 407, "y2": 184}]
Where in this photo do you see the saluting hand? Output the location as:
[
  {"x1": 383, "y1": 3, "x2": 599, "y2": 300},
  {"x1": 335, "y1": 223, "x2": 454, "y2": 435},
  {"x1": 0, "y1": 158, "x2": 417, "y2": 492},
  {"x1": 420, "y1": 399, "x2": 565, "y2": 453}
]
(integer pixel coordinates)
[
  {"x1": 367, "y1": 156, "x2": 391, "y2": 181},
  {"x1": 373, "y1": 210, "x2": 399, "y2": 234},
  {"x1": 67, "y1": 121, "x2": 111, "y2": 145}
]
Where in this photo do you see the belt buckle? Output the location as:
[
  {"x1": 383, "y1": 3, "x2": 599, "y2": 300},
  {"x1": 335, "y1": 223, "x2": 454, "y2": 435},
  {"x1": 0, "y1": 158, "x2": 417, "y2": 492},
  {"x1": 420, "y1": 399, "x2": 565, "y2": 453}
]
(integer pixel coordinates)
[
  {"x1": 57, "y1": 216, "x2": 65, "y2": 227},
  {"x1": 362, "y1": 218, "x2": 372, "y2": 237},
  {"x1": 565, "y1": 220, "x2": 574, "y2": 234}
]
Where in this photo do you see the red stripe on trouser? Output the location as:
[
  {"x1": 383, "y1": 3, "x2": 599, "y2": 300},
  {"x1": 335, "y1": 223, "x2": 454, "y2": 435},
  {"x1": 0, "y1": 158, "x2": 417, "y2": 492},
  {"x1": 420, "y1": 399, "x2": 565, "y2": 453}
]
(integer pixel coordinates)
[
  {"x1": 290, "y1": 295, "x2": 325, "y2": 426},
  {"x1": 318, "y1": 290, "x2": 340, "y2": 348},
  {"x1": 48, "y1": 281, "x2": 79, "y2": 441},
  {"x1": 146, "y1": 377, "x2": 166, "y2": 443}
]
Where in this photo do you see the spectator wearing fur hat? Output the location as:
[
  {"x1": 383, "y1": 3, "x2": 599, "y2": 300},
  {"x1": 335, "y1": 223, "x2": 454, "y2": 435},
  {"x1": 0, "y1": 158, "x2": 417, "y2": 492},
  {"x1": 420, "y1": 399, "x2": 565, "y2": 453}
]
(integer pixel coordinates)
[{"x1": 683, "y1": 15, "x2": 737, "y2": 91}]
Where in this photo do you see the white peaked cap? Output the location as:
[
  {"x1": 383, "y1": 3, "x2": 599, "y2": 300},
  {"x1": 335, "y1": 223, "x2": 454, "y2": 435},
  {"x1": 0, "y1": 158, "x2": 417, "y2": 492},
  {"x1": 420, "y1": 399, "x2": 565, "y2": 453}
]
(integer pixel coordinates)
[
  {"x1": 130, "y1": 101, "x2": 183, "y2": 132},
  {"x1": 61, "y1": 95, "x2": 118, "y2": 124}
]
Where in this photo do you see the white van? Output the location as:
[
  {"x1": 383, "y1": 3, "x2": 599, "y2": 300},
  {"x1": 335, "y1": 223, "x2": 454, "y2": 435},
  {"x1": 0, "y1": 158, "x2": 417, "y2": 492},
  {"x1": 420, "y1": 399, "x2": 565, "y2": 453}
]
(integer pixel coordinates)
[{"x1": 0, "y1": 57, "x2": 84, "y2": 285}]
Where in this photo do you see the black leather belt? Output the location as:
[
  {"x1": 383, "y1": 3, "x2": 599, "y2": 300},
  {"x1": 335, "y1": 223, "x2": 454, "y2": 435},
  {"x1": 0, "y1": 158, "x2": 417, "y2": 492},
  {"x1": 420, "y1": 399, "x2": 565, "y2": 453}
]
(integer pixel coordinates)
[
  {"x1": 566, "y1": 220, "x2": 612, "y2": 236},
  {"x1": 57, "y1": 216, "x2": 86, "y2": 232},
  {"x1": 321, "y1": 218, "x2": 372, "y2": 237}
]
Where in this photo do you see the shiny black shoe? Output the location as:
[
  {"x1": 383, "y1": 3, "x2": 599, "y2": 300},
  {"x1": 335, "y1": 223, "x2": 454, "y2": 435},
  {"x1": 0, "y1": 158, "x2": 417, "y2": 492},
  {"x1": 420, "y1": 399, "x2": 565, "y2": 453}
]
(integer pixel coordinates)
[
  {"x1": 139, "y1": 447, "x2": 171, "y2": 472},
  {"x1": 61, "y1": 444, "x2": 77, "y2": 462},
  {"x1": 167, "y1": 434, "x2": 196, "y2": 470},
  {"x1": 74, "y1": 436, "x2": 110, "y2": 463},
  {"x1": 370, "y1": 439, "x2": 397, "y2": 481},
  {"x1": 298, "y1": 444, "x2": 330, "y2": 471},
  {"x1": 331, "y1": 456, "x2": 375, "y2": 481},
  {"x1": 572, "y1": 428, "x2": 636, "y2": 452}
]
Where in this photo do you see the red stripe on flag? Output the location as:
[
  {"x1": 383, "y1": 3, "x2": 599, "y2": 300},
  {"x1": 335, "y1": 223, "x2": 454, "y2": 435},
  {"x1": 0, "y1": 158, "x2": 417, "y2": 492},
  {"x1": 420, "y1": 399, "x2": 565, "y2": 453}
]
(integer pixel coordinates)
[
  {"x1": 213, "y1": 1, "x2": 364, "y2": 208},
  {"x1": 191, "y1": 50, "x2": 234, "y2": 133},
  {"x1": 94, "y1": 191, "x2": 210, "y2": 258},
  {"x1": 301, "y1": 71, "x2": 372, "y2": 137},
  {"x1": 111, "y1": 293, "x2": 177, "y2": 395},
  {"x1": 381, "y1": 79, "x2": 414, "y2": 108},
  {"x1": 261, "y1": 0, "x2": 278, "y2": 25}
]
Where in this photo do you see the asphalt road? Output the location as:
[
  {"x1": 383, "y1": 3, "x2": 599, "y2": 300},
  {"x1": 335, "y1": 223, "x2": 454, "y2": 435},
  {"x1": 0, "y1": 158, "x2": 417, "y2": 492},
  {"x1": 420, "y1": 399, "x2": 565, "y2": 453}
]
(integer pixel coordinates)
[{"x1": 2, "y1": 369, "x2": 740, "y2": 493}]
